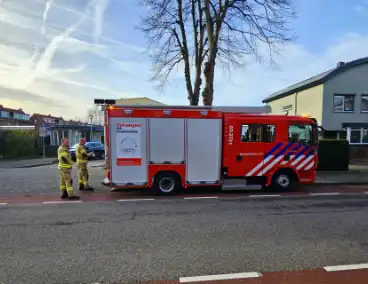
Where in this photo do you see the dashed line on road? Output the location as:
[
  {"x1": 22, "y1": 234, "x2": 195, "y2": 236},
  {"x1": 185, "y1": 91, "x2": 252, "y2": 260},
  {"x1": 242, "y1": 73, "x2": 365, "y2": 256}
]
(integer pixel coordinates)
[
  {"x1": 324, "y1": 263, "x2": 368, "y2": 272},
  {"x1": 309, "y1": 192, "x2": 340, "y2": 196},
  {"x1": 179, "y1": 272, "x2": 262, "y2": 282},
  {"x1": 42, "y1": 201, "x2": 83, "y2": 204},
  {"x1": 1, "y1": 190, "x2": 368, "y2": 206},
  {"x1": 184, "y1": 196, "x2": 219, "y2": 200},
  {"x1": 248, "y1": 194, "x2": 281, "y2": 198},
  {"x1": 117, "y1": 198, "x2": 155, "y2": 202}
]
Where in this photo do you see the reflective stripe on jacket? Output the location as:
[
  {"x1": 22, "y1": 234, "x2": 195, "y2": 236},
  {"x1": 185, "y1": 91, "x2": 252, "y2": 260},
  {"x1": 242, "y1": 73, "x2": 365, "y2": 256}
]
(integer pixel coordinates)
[
  {"x1": 76, "y1": 144, "x2": 89, "y2": 163},
  {"x1": 57, "y1": 146, "x2": 73, "y2": 169}
]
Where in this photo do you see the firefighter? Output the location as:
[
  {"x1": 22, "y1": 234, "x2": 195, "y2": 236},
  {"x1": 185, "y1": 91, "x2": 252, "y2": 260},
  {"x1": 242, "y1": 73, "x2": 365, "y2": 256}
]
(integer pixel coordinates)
[
  {"x1": 76, "y1": 138, "x2": 94, "y2": 191},
  {"x1": 58, "y1": 138, "x2": 80, "y2": 200}
]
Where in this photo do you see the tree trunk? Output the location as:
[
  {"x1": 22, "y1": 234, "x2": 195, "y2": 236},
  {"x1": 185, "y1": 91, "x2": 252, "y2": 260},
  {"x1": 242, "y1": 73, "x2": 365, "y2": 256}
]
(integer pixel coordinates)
[{"x1": 202, "y1": 59, "x2": 215, "y2": 106}]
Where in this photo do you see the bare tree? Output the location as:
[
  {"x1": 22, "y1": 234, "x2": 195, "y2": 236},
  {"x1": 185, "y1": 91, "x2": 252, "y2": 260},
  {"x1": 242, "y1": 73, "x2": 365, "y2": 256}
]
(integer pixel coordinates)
[
  {"x1": 87, "y1": 105, "x2": 104, "y2": 125},
  {"x1": 138, "y1": 0, "x2": 207, "y2": 106},
  {"x1": 138, "y1": 0, "x2": 295, "y2": 106},
  {"x1": 201, "y1": 0, "x2": 295, "y2": 105}
]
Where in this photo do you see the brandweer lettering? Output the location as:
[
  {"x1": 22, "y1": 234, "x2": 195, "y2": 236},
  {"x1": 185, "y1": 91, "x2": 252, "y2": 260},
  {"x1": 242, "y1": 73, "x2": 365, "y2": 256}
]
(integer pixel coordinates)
[{"x1": 116, "y1": 123, "x2": 141, "y2": 128}]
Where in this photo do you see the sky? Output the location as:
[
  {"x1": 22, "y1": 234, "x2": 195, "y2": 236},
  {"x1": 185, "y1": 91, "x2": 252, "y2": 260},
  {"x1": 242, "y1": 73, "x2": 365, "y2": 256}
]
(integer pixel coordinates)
[{"x1": 1, "y1": 0, "x2": 368, "y2": 119}]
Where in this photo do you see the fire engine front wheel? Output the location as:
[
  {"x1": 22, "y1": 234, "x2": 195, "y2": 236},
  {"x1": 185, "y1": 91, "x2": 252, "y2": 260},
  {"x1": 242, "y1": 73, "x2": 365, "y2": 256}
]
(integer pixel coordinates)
[
  {"x1": 153, "y1": 172, "x2": 181, "y2": 195},
  {"x1": 271, "y1": 170, "x2": 296, "y2": 191}
]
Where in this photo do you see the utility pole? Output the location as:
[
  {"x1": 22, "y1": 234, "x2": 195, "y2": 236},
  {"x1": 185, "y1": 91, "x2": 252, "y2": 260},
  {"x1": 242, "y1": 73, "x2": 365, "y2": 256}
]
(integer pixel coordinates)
[{"x1": 89, "y1": 115, "x2": 93, "y2": 141}]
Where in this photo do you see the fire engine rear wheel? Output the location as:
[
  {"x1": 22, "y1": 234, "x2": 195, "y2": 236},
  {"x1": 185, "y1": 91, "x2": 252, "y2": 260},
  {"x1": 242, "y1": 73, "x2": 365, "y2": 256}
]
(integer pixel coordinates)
[
  {"x1": 154, "y1": 172, "x2": 181, "y2": 195},
  {"x1": 271, "y1": 170, "x2": 296, "y2": 191}
]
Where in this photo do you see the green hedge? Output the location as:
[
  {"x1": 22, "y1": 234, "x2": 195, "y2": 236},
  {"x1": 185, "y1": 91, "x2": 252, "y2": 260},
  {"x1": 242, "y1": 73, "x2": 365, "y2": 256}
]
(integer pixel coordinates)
[
  {"x1": 0, "y1": 130, "x2": 40, "y2": 158},
  {"x1": 317, "y1": 139, "x2": 349, "y2": 171},
  {"x1": 45, "y1": 145, "x2": 59, "y2": 158}
]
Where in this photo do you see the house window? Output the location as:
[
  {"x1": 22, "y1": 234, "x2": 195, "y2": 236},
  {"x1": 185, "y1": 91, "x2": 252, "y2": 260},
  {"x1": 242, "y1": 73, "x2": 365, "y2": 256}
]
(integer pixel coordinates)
[
  {"x1": 333, "y1": 94, "x2": 355, "y2": 112},
  {"x1": 361, "y1": 95, "x2": 368, "y2": 112},
  {"x1": 346, "y1": 128, "x2": 368, "y2": 144},
  {"x1": 241, "y1": 124, "x2": 276, "y2": 142}
]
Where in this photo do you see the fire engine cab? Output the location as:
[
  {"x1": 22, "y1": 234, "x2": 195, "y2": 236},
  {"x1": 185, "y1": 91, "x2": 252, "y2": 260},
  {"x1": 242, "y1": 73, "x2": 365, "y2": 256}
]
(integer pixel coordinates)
[{"x1": 96, "y1": 100, "x2": 318, "y2": 195}]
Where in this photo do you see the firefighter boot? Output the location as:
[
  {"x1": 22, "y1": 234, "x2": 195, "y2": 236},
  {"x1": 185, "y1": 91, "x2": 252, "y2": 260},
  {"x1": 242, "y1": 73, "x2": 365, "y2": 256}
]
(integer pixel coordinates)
[
  {"x1": 83, "y1": 186, "x2": 94, "y2": 191},
  {"x1": 61, "y1": 190, "x2": 68, "y2": 199},
  {"x1": 68, "y1": 195, "x2": 80, "y2": 200},
  {"x1": 79, "y1": 183, "x2": 84, "y2": 190}
]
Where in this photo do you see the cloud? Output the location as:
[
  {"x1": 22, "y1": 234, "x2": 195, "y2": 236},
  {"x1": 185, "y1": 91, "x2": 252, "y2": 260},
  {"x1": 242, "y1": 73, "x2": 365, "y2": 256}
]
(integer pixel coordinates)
[
  {"x1": 0, "y1": 85, "x2": 67, "y2": 109},
  {"x1": 0, "y1": 0, "x2": 145, "y2": 118},
  {"x1": 353, "y1": 1, "x2": 368, "y2": 13},
  {"x1": 93, "y1": 0, "x2": 109, "y2": 43},
  {"x1": 1, "y1": 0, "x2": 368, "y2": 119},
  {"x1": 354, "y1": 5, "x2": 364, "y2": 12}
]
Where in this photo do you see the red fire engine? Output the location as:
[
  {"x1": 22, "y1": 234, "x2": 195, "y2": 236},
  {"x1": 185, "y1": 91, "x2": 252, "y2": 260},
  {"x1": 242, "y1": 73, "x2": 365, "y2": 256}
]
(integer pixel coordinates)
[{"x1": 96, "y1": 100, "x2": 318, "y2": 195}]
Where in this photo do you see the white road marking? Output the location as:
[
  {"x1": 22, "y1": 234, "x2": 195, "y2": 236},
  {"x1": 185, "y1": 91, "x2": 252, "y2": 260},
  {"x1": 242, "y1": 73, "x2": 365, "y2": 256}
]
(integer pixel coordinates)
[
  {"x1": 365, "y1": 192, "x2": 368, "y2": 194},
  {"x1": 43, "y1": 201, "x2": 83, "y2": 204},
  {"x1": 324, "y1": 263, "x2": 368, "y2": 272},
  {"x1": 184, "y1": 197, "x2": 218, "y2": 200},
  {"x1": 0, "y1": 203, "x2": 8, "y2": 205},
  {"x1": 249, "y1": 194, "x2": 281, "y2": 198},
  {"x1": 179, "y1": 272, "x2": 262, "y2": 282},
  {"x1": 309, "y1": 192, "x2": 340, "y2": 196},
  {"x1": 117, "y1": 199, "x2": 155, "y2": 202}
]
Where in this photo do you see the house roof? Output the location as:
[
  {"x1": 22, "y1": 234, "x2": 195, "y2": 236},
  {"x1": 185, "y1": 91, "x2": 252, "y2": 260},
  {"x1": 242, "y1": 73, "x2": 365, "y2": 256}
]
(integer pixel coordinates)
[
  {"x1": 115, "y1": 97, "x2": 165, "y2": 106},
  {"x1": 31, "y1": 113, "x2": 64, "y2": 121},
  {"x1": 0, "y1": 105, "x2": 27, "y2": 114},
  {"x1": 262, "y1": 57, "x2": 368, "y2": 103}
]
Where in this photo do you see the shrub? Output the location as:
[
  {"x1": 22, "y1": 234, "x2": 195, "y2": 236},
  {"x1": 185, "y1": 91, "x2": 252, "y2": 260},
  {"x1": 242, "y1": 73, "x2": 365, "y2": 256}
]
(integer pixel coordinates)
[
  {"x1": 317, "y1": 139, "x2": 349, "y2": 171},
  {"x1": 0, "y1": 130, "x2": 40, "y2": 158}
]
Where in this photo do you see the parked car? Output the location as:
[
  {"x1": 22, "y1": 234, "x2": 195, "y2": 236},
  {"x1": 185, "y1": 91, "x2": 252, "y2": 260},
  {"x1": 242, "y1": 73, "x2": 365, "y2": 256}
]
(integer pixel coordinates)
[{"x1": 70, "y1": 142, "x2": 105, "y2": 161}]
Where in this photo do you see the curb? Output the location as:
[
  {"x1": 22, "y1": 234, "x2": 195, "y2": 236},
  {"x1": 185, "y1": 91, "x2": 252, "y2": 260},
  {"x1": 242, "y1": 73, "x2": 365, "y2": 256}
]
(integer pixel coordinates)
[
  {"x1": 14, "y1": 161, "x2": 58, "y2": 168},
  {"x1": 313, "y1": 181, "x2": 368, "y2": 186},
  {"x1": 106, "y1": 182, "x2": 368, "y2": 191}
]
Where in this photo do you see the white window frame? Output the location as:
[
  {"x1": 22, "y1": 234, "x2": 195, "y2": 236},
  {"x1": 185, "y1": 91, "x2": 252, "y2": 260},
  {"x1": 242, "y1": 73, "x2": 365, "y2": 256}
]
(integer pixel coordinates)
[
  {"x1": 333, "y1": 94, "x2": 355, "y2": 113},
  {"x1": 361, "y1": 95, "x2": 368, "y2": 113},
  {"x1": 346, "y1": 127, "x2": 368, "y2": 144}
]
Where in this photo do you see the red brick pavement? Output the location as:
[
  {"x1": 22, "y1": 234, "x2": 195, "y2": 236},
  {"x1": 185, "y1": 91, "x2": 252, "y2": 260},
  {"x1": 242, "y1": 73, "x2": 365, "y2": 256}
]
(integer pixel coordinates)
[
  {"x1": 135, "y1": 268, "x2": 368, "y2": 284},
  {"x1": 0, "y1": 185, "x2": 367, "y2": 205}
]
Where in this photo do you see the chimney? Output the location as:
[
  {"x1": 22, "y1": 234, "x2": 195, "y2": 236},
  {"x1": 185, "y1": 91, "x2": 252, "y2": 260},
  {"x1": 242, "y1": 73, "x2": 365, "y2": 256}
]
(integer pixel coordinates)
[{"x1": 336, "y1": 61, "x2": 345, "y2": 68}]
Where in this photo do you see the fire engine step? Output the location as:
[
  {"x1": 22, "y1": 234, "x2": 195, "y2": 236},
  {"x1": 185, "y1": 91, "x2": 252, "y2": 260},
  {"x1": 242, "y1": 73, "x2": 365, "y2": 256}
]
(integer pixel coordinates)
[{"x1": 222, "y1": 179, "x2": 262, "y2": 191}]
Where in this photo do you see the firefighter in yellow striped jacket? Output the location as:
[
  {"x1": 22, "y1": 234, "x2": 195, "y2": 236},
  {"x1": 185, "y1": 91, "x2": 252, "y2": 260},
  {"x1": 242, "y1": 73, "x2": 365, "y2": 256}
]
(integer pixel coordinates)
[
  {"x1": 57, "y1": 138, "x2": 80, "y2": 200},
  {"x1": 76, "y1": 138, "x2": 94, "y2": 191}
]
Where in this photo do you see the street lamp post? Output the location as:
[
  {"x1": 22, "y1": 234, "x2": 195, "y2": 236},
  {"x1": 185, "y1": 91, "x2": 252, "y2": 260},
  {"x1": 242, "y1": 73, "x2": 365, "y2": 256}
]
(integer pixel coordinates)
[{"x1": 89, "y1": 115, "x2": 93, "y2": 141}]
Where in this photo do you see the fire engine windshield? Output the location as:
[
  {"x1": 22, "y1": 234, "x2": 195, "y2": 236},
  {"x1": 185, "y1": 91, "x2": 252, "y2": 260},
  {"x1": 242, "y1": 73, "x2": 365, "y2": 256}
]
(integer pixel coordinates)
[{"x1": 288, "y1": 123, "x2": 318, "y2": 146}]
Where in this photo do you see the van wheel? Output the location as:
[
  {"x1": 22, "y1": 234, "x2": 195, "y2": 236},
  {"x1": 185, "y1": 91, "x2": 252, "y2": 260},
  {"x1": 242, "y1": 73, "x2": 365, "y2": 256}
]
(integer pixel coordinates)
[
  {"x1": 154, "y1": 172, "x2": 181, "y2": 196},
  {"x1": 271, "y1": 171, "x2": 296, "y2": 191}
]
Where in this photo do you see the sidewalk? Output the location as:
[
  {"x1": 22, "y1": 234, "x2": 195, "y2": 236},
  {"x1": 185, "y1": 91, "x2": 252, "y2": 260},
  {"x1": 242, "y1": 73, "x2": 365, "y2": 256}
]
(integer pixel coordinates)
[
  {"x1": 0, "y1": 158, "x2": 107, "y2": 169},
  {"x1": 316, "y1": 165, "x2": 368, "y2": 185},
  {"x1": 0, "y1": 157, "x2": 57, "y2": 169}
]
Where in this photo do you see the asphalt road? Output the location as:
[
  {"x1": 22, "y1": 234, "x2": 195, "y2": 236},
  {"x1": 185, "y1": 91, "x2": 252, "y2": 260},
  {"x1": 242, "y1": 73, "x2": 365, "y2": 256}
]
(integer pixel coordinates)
[{"x1": 1, "y1": 195, "x2": 368, "y2": 284}]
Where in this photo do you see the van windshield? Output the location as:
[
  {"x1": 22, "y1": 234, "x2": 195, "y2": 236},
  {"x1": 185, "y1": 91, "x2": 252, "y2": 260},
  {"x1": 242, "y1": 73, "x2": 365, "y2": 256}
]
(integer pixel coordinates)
[{"x1": 289, "y1": 123, "x2": 318, "y2": 146}]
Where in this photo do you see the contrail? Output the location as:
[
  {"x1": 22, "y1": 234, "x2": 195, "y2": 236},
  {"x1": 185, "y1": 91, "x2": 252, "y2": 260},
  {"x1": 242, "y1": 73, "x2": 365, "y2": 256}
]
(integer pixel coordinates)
[
  {"x1": 20, "y1": 0, "x2": 94, "y2": 88},
  {"x1": 42, "y1": 0, "x2": 54, "y2": 35},
  {"x1": 93, "y1": 0, "x2": 109, "y2": 43}
]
